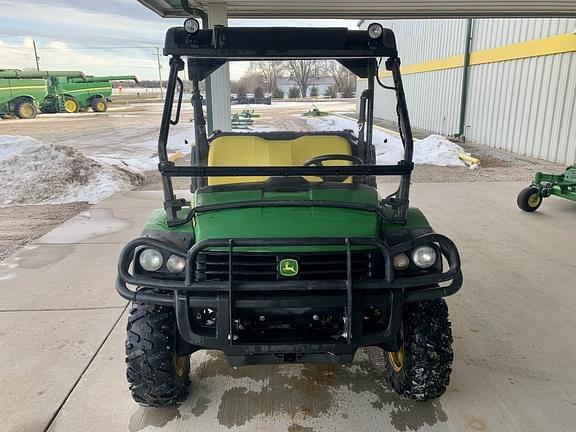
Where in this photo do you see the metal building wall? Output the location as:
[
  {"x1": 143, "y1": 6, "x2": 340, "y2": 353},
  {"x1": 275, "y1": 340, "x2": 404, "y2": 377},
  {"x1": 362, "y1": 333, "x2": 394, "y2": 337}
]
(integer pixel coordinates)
[
  {"x1": 360, "y1": 18, "x2": 576, "y2": 164},
  {"x1": 360, "y1": 19, "x2": 468, "y2": 136},
  {"x1": 465, "y1": 19, "x2": 576, "y2": 163}
]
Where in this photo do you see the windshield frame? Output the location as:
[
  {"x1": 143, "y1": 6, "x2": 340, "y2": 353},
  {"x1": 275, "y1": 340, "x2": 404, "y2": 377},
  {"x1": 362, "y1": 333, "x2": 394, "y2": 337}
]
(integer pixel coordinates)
[{"x1": 156, "y1": 26, "x2": 415, "y2": 227}]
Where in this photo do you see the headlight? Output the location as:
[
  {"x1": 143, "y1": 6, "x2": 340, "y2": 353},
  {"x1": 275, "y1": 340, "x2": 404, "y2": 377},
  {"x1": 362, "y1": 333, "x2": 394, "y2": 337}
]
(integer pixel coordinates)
[
  {"x1": 184, "y1": 18, "x2": 200, "y2": 34},
  {"x1": 393, "y1": 253, "x2": 410, "y2": 270},
  {"x1": 139, "y1": 248, "x2": 164, "y2": 272},
  {"x1": 411, "y1": 246, "x2": 437, "y2": 269},
  {"x1": 368, "y1": 23, "x2": 384, "y2": 40},
  {"x1": 166, "y1": 255, "x2": 186, "y2": 273}
]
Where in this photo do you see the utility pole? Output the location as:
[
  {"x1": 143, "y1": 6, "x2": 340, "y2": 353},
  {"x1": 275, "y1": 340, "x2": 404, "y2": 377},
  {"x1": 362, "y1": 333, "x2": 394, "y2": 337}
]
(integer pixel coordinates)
[
  {"x1": 32, "y1": 40, "x2": 40, "y2": 71},
  {"x1": 155, "y1": 47, "x2": 164, "y2": 100}
]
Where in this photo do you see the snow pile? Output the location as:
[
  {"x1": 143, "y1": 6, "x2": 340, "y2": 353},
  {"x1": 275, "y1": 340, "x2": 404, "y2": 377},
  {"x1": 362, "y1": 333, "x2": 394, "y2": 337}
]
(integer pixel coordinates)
[
  {"x1": 92, "y1": 128, "x2": 193, "y2": 173},
  {"x1": 0, "y1": 135, "x2": 142, "y2": 206},
  {"x1": 305, "y1": 116, "x2": 466, "y2": 167},
  {"x1": 414, "y1": 135, "x2": 466, "y2": 166}
]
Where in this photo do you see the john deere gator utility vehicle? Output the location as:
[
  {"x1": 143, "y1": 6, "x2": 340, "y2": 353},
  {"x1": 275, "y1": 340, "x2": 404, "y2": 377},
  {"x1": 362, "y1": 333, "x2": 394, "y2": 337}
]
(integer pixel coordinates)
[{"x1": 116, "y1": 21, "x2": 463, "y2": 407}]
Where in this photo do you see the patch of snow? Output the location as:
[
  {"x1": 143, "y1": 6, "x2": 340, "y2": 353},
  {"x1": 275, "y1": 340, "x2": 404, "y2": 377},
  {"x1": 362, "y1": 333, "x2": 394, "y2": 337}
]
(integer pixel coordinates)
[
  {"x1": 0, "y1": 135, "x2": 142, "y2": 206},
  {"x1": 413, "y1": 135, "x2": 466, "y2": 167},
  {"x1": 91, "y1": 127, "x2": 194, "y2": 174},
  {"x1": 305, "y1": 115, "x2": 465, "y2": 167}
]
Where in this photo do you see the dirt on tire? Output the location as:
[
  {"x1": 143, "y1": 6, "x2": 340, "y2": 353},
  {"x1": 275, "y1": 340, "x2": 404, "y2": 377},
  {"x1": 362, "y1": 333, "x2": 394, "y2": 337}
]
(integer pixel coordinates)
[
  {"x1": 384, "y1": 299, "x2": 454, "y2": 400},
  {"x1": 126, "y1": 304, "x2": 191, "y2": 407}
]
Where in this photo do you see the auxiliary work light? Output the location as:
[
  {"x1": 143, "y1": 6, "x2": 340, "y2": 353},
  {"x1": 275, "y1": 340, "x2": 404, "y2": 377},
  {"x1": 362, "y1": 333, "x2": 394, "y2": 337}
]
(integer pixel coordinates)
[
  {"x1": 184, "y1": 18, "x2": 200, "y2": 34},
  {"x1": 367, "y1": 23, "x2": 384, "y2": 39}
]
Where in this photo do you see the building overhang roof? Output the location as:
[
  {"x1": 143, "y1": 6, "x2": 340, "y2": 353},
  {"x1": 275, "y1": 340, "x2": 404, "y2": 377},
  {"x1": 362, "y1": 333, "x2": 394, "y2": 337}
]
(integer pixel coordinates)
[{"x1": 137, "y1": 0, "x2": 576, "y2": 18}]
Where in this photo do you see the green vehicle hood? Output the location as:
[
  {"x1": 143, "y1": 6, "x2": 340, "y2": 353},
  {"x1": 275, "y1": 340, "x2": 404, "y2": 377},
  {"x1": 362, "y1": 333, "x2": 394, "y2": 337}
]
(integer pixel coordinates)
[
  {"x1": 143, "y1": 186, "x2": 431, "y2": 253},
  {"x1": 194, "y1": 187, "x2": 379, "y2": 252}
]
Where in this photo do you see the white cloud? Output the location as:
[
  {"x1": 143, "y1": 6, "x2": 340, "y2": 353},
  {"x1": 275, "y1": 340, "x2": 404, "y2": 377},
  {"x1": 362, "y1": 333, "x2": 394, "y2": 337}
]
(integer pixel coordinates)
[
  {"x1": 1, "y1": 38, "x2": 160, "y2": 79},
  {"x1": 0, "y1": 1, "x2": 358, "y2": 80}
]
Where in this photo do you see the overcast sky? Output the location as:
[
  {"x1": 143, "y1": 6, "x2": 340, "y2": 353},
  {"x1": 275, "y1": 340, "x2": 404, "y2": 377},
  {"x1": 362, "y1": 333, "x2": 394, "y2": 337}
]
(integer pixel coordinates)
[{"x1": 0, "y1": 0, "x2": 357, "y2": 80}]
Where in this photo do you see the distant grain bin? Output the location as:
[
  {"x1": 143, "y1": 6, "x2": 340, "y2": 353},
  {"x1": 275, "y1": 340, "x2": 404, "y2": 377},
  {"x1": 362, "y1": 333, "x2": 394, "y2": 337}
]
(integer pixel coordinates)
[{"x1": 358, "y1": 18, "x2": 576, "y2": 164}]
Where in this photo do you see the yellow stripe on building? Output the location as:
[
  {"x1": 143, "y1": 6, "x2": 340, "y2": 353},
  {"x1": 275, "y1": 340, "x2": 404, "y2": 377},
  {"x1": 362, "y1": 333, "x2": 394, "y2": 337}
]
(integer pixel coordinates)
[
  {"x1": 469, "y1": 32, "x2": 576, "y2": 66},
  {"x1": 376, "y1": 32, "x2": 576, "y2": 78}
]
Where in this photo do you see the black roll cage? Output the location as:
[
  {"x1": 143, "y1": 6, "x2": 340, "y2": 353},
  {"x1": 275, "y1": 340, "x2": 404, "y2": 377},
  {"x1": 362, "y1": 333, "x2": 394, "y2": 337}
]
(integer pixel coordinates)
[{"x1": 157, "y1": 25, "x2": 414, "y2": 227}]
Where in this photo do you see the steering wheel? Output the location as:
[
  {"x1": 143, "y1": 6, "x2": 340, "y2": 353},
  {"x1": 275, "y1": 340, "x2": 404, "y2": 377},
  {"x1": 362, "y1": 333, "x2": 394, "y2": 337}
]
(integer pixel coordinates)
[{"x1": 303, "y1": 154, "x2": 364, "y2": 183}]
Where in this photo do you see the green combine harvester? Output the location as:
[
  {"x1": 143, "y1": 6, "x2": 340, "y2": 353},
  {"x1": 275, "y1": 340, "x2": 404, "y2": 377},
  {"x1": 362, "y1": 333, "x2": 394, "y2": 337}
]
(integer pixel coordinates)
[
  {"x1": 41, "y1": 74, "x2": 139, "y2": 114},
  {"x1": 0, "y1": 69, "x2": 138, "y2": 118},
  {"x1": 0, "y1": 69, "x2": 59, "y2": 119}
]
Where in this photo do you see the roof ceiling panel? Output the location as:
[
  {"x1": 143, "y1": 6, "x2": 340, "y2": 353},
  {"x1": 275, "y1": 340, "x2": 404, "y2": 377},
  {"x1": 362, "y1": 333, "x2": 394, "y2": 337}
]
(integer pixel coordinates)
[{"x1": 137, "y1": 0, "x2": 576, "y2": 18}]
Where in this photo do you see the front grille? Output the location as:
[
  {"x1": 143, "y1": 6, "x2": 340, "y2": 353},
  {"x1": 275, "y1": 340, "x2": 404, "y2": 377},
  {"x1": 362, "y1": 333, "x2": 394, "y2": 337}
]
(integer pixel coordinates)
[{"x1": 194, "y1": 251, "x2": 384, "y2": 281}]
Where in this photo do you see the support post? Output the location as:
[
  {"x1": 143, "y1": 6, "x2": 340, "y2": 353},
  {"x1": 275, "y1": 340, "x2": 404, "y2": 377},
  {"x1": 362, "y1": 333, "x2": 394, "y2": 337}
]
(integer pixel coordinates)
[
  {"x1": 155, "y1": 47, "x2": 164, "y2": 100},
  {"x1": 457, "y1": 18, "x2": 473, "y2": 138},
  {"x1": 207, "y1": 2, "x2": 231, "y2": 132},
  {"x1": 32, "y1": 40, "x2": 40, "y2": 71}
]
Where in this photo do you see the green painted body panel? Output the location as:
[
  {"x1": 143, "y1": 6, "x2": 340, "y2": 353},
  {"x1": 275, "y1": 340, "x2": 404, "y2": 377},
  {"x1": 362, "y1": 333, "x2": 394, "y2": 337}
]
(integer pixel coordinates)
[
  {"x1": 0, "y1": 71, "x2": 138, "y2": 114},
  {"x1": 0, "y1": 78, "x2": 48, "y2": 115},
  {"x1": 141, "y1": 187, "x2": 432, "y2": 253},
  {"x1": 194, "y1": 188, "x2": 378, "y2": 207},
  {"x1": 43, "y1": 76, "x2": 113, "y2": 111},
  {"x1": 534, "y1": 166, "x2": 576, "y2": 203},
  {"x1": 69, "y1": 75, "x2": 139, "y2": 83},
  {"x1": 144, "y1": 208, "x2": 195, "y2": 233},
  {"x1": 194, "y1": 188, "x2": 379, "y2": 251},
  {"x1": 0, "y1": 70, "x2": 84, "y2": 79}
]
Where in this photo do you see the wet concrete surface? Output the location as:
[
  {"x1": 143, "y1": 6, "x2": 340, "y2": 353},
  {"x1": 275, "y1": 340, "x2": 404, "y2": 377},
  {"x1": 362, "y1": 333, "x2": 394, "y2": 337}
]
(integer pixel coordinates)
[{"x1": 2, "y1": 182, "x2": 576, "y2": 431}]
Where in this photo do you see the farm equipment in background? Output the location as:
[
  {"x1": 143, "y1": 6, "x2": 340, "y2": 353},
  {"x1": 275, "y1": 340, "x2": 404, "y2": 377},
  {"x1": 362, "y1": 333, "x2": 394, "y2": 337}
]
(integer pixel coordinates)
[
  {"x1": 232, "y1": 95, "x2": 272, "y2": 105},
  {"x1": 517, "y1": 166, "x2": 576, "y2": 212},
  {"x1": 303, "y1": 105, "x2": 329, "y2": 117},
  {"x1": 231, "y1": 108, "x2": 260, "y2": 129},
  {"x1": 0, "y1": 69, "x2": 139, "y2": 118},
  {"x1": 0, "y1": 69, "x2": 75, "y2": 119},
  {"x1": 41, "y1": 74, "x2": 139, "y2": 113}
]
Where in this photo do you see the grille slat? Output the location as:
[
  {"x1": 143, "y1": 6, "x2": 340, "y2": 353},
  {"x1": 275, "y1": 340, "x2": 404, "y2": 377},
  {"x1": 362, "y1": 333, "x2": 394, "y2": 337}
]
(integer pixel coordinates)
[{"x1": 195, "y1": 251, "x2": 383, "y2": 282}]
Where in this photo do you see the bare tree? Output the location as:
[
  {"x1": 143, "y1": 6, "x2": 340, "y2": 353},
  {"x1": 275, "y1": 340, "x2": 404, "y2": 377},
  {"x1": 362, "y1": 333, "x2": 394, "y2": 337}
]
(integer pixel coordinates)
[
  {"x1": 286, "y1": 60, "x2": 321, "y2": 98},
  {"x1": 250, "y1": 61, "x2": 285, "y2": 94},
  {"x1": 323, "y1": 60, "x2": 354, "y2": 94},
  {"x1": 232, "y1": 72, "x2": 265, "y2": 94}
]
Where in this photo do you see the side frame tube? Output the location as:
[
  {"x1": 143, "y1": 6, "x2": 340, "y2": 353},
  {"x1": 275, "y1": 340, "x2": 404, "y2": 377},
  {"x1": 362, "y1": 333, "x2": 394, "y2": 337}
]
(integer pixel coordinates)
[
  {"x1": 158, "y1": 56, "x2": 185, "y2": 221},
  {"x1": 388, "y1": 57, "x2": 414, "y2": 221}
]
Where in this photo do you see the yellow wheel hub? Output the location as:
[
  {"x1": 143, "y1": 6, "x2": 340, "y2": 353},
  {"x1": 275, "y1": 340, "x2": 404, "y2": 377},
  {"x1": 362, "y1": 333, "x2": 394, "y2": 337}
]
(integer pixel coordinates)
[
  {"x1": 20, "y1": 104, "x2": 34, "y2": 118},
  {"x1": 527, "y1": 193, "x2": 541, "y2": 208},
  {"x1": 64, "y1": 100, "x2": 77, "y2": 113},
  {"x1": 388, "y1": 347, "x2": 405, "y2": 373},
  {"x1": 96, "y1": 102, "x2": 106, "y2": 111},
  {"x1": 174, "y1": 355, "x2": 188, "y2": 377}
]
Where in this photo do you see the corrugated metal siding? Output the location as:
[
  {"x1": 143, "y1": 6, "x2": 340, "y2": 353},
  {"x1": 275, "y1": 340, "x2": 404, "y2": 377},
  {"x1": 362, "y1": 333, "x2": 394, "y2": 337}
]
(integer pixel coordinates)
[
  {"x1": 362, "y1": 18, "x2": 576, "y2": 164},
  {"x1": 377, "y1": 19, "x2": 468, "y2": 63},
  {"x1": 369, "y1": 69, "x2": 463, "y2": 135},
  {"x1": 472, "y1": 18, "x2": 576, "y2": 50},
  {"x1": 360, "y1": 19, "x2": 466, "y2": 135},
  {"x1": 466, "y1": 51, "x2": 576, "y2": 163}
]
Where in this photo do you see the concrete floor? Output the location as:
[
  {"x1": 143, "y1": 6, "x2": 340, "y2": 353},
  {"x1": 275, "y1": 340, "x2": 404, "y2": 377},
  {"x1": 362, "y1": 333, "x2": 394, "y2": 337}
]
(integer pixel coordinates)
[{"x1": 1, "y1": 182, "x2": 575, "y2": 432}]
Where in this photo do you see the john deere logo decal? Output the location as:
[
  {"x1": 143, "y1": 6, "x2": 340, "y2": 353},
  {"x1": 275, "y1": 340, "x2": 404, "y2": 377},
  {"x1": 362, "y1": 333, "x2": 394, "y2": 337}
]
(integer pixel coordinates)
[{"x1": 279, "y1": 258, "x2": 299, "y2": 277}]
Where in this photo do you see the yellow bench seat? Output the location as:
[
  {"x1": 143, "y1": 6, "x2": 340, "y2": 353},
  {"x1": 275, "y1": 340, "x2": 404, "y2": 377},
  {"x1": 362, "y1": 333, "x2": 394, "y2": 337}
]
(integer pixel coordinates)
[{"x1": 207, "y1": 134, "x2": 353, "y2": 186}]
